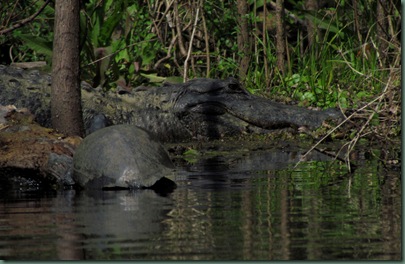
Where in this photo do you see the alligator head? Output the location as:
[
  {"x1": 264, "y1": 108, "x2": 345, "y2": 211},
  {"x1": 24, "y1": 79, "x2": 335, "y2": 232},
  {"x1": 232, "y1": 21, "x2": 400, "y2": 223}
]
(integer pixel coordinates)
[{"x1": 160, "y1": 77, "x2": 343, "y2": 141}]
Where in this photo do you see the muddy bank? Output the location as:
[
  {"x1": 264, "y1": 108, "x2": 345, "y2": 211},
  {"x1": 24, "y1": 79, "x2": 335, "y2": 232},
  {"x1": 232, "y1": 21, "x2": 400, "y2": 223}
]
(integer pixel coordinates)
[
  {"x1": 0, "y1": 105, "x2": 81, "y2": 191},
  {"x1": 0, "y1": 104, "x2": 400, "y2": 192},
  {"x1": 0, "y1": 108, "x2": 306, "y2": 191}
]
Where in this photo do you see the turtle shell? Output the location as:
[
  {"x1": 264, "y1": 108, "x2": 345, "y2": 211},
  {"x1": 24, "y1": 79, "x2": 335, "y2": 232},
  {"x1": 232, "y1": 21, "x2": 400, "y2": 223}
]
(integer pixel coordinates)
[{"x1": 73, "y1": 124, "x2": 175, "y2": 189}]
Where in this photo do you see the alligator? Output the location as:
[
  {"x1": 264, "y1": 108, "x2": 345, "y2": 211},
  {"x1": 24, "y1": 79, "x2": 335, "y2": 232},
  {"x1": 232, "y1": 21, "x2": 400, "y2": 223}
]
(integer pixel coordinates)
[{"x1": 0, "y1": 65, "x2": 343, "y2": 142}]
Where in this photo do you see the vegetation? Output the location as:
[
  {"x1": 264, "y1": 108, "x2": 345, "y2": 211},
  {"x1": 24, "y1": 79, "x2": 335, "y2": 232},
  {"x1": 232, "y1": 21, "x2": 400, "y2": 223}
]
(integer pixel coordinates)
[{"x1": 0, "y1": 0, "x2": 401, "y2": 158}]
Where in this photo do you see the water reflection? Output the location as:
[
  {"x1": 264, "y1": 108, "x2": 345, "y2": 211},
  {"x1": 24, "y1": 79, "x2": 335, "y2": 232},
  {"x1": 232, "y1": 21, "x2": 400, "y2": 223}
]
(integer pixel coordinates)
[
  {"x1": 72, "y1": 190, "x2": 174, "y2": 259},
  {"x1": 0, "y1": 147, "x2": 401, "y2": 260}
]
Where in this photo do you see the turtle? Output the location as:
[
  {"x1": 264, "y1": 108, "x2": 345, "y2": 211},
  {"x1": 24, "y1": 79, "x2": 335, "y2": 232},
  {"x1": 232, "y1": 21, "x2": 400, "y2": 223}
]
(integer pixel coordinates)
[{"x1": 73, "y1": 124, "x2": 176, "y2": 190}]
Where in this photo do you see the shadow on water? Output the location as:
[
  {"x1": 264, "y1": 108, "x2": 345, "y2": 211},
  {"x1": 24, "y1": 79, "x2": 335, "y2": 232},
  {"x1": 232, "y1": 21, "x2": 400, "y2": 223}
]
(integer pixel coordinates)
[
  {"x1": 0, "y1": 145, "x2": 401, "y2": 260},
  {"x1": 0, "y1": 188, "x2": 175, "y2": 260}
]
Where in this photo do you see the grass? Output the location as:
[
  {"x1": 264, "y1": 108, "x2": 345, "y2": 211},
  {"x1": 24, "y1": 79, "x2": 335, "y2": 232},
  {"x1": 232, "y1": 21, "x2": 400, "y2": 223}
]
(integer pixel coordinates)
[{"x1": 237, "y1": 19, "x2": 401, "y2": 169}]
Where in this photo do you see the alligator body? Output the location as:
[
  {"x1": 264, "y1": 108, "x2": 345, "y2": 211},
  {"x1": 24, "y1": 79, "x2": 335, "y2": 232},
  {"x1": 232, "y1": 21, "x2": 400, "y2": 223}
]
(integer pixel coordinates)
[{"x1": 0, "y1": 65, "x2": 342, "y2": 142}]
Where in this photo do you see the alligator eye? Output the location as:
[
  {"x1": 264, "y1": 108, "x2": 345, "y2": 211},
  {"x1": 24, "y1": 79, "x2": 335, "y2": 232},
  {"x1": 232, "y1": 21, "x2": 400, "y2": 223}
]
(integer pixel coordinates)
[{"x1": 228, "y1": 83, "x2": 240, "y2": 91}]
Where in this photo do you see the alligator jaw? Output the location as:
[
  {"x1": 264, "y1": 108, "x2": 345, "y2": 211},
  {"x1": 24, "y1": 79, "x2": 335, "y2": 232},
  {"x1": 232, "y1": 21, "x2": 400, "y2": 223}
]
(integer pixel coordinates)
[
  {"x1": 224, "y1": 95, "x2": 343, "y2": 130},
  {"x1": 174, "y1": 89, "x2": 342, "y2": 132}
]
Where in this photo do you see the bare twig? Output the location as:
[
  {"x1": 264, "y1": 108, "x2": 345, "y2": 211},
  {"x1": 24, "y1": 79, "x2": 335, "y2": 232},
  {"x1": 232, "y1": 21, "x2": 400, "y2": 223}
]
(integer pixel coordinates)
[
  {"x1": 262, "y1": 1, "x2": 269, "y2": 84},
  {"x1": 343, "y1": 74, "x2": 392, "y2": 170},
  {"x1": 157, "y1": 0, "x2": 175, "y2": 29},
  {"x1": 4, "y1": 1, "x2": 19, "y2": 29},
  {"x1": 149, "y1": 0, "x2": 175, "y2": 43},
  {"x1": 0, "y1": 0, "x2": 51, "y2": 35},
  {"x1": 294, "y1": 87, "x2": 390, "y2": 170},
  {"x1": 154, "y1": 35, "x2": 177, "y2": 70},
  {"x1": 183, "y1": 1, "x2": 200, "y2": 81},
  {"x1": 174, "y1": 0, "x2": 187, "y2": 57},
  {"x1": 201, "y1": 13, "x2": 210, "y2": 77}
]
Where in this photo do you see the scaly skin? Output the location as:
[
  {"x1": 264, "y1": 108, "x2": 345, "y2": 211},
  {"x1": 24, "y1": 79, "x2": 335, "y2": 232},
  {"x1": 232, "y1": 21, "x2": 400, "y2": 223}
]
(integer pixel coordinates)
[{"x1": 0, "y1": 65, "x2": 343, "y2": 142}]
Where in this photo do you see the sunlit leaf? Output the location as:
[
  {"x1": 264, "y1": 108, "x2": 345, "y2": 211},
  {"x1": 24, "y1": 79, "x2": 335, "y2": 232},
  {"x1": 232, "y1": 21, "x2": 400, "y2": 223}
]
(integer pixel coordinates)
[{"x1": 140, "y1": 73, "x2": 166, "y2": 83}]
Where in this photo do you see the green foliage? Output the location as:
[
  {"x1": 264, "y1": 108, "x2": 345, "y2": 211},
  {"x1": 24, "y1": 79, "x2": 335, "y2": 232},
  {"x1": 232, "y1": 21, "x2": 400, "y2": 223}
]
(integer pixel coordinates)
[
  {"x1": 13, "y1": 33, "x2": 53, "y2": 58},
  {"x1": 0, "y1": 0, "x2": 165, "y2": 88},
  {"x1": 243, "y1": 0, "x2": 399, "y2": 114},
  {"x1": 182, "y1": 148, "x2": 201, "y2": 164},
  {"x1": 79, "y1": 0, "x2": 164, "y2": 88},
  {"x1": 0, "y1": 0, "x2": 54, "y2": 64},
  {"x1": 0, "y1": 0, "x2": 399, "y2": 114}
]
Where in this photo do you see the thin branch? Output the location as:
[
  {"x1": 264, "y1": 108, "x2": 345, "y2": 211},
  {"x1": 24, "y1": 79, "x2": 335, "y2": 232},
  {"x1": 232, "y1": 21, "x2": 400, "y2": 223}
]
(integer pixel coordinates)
[
  {"x1": 155, "y1": 0, "x2": 175, "y2": 29},
  {"x1": 4, "y1": 1, "x2": 20, "y2": 29},
  {"x1": 262, "y1": 1, "x2": 269, "y2": 84},
  {"x1": 153, "y1": 35, "x2": 177, "y2": 70},
  {"x1": 174, "y1": 0, "x2": 187, "y2": 56},
  {"x1": 294, "y1": 87, "x2": 390, "y2": 170},
  {"x1": 0, "y1": 0, "x2": 51, "y2": 35},
  {"x1": 201, "y1": 12, "x2": 210, "y2": 77},
  {"x1": 183, "y1": 2, "x2": 200, "y2": 81},
  {"x1": 343, "y1": 74, "x2": 392, "y2": 170}
]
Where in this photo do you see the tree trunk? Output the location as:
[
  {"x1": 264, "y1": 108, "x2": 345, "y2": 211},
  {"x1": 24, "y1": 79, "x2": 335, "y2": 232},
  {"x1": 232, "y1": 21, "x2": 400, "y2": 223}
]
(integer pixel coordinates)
[
  {"x1": 376, "y1": 0, "x2": 388, "y2": 66},
  {"x1": 237, "y1": 0, "x2": 251, "y2": 80},
  {"x1": 352, "y1": 0, "x2": 362, "y2": 43},
  {"x1": 275, "y1": 0, "x2": 286, "y2": 75},
  {"x1": 304, "y1": 0, "x2": 319, "y2": 50},
  {"x1": 51, "y1": 0, "x2": 84, "y2": 137}
]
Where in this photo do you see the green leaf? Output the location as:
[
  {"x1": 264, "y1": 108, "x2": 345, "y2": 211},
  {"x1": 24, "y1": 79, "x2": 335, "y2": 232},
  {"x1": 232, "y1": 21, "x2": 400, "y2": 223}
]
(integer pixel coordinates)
[
  {"x1": 183, "y1": 148, "x2": 200, "y2": 163},
  {"x1": 105, "y1": 0, "x2": 115, "y2": 12},
  {"x1": 91, "y1": 16, "x2": 101, "y2": 47},
  {"x1": 303, "y1": 91, "x2": 316, "y2": 102},
  {"x1": 304, "y1": 13, "x2": 344, "y2": 38},
  {"x1": 338, "y1": 96, "x2": 347, "y2": 108},
  {"x1": 371, "y1": 113, "x2": 380, "y2": 126},
  {"x1": 315, "y1": 87, "x2": 323, "y2": 94},
  {"x1": 35, "y1": 0, "x2": 54, "y2": 17},
  {"x1": 184, "y1": 148, "x2": 199, "y2": 156},
  {"x1": 165, "y1": 76, "x2": 184, "y2": 84},
  {"x1": 356, "y1": 91, "x2": 370, "y2": 99},
  {"x1": 15, "y1": 34, "x2": 53, "y2": 57},
  {"x1": 285, "y1": 73, "x2": 301, "y2": 86},
  {"x1": 99, "y1": 8, "x2": 123, "y2": 45},
  {"x1": 140, "y1": 73, "x2": 166, "y2": 83},
  {"x1": 115, "y1": 49, "x2": 130, "y2": 63}
]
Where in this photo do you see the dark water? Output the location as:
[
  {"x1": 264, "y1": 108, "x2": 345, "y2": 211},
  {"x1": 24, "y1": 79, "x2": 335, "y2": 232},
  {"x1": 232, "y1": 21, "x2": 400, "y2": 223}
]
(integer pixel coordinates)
[{"x1": 0, "y1": 146, "x2": 401, "y2": 260}]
